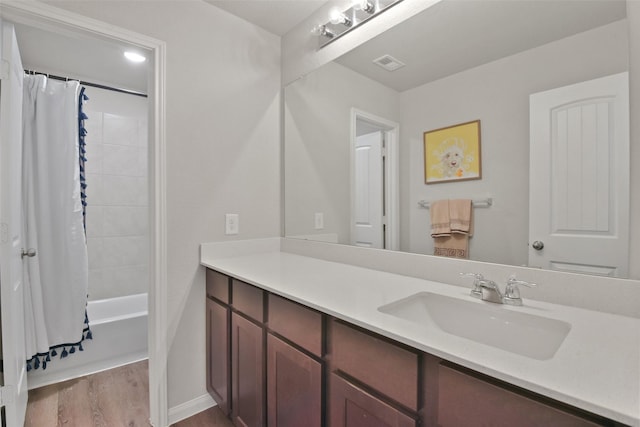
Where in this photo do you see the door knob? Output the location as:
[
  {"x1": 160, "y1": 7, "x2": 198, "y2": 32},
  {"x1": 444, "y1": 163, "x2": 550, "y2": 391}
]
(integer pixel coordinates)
[
  {"x1": 21, "y1": 248, "x2": 36, "y2": 258},
  {"x1": 531, "y1": 241, "x2": 544, "y2": 251}
]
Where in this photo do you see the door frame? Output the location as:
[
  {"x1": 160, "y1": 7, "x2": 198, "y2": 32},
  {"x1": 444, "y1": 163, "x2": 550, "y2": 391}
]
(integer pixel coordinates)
[
  {"x1": 0, "y1": 3, "x2": 168, "y2": 426},
  {"x1": 350, "y1": 109, "x2": 400, "y2": 250}
]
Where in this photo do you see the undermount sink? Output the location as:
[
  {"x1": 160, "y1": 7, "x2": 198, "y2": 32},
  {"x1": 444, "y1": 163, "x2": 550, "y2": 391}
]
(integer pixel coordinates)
[{"x1": 378, "y1": 292, "x2": 571, "y2": 360}]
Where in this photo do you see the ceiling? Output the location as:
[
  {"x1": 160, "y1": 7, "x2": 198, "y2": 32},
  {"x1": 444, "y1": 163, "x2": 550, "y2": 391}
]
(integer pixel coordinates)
[
  {"x1": 14, "y1": 23, "x2": 149, "y2": 94},
  {"x1": 335, "y1": 0, "x2": 628, "y2": 92},
  {"x1": 11, "y1": 0, "x2": 324, "y2": 94},
  {"x1": 204, "y1": 0, "x2": 328, "y2": 36},
  {"x1": 11, "y1": 0, "x2": 627, "y2": 96}
]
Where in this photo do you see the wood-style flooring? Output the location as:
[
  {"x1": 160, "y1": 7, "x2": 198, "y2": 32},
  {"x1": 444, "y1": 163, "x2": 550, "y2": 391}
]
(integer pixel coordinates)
[
  {"x1": 25, "y1": 360, "x2": 150, "y2": 427},
  {"x1": 171, "y1": 407, "x2": 234, "y2": 427},
  {"x1": 24, "y1": 360, "x2": 233, "y2": 427}
]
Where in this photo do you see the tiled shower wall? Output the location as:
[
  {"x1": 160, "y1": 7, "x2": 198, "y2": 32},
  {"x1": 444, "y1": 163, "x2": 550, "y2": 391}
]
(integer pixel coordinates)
[{"x1": 83, "y1": 87, "x2": 148, "y2": 301}]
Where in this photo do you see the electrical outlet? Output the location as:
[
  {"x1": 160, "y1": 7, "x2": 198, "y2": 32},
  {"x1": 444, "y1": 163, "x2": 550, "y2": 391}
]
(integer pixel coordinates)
[
  {"x1": 314, "y1": 213, "x2": 324, "y2": 230},
  {"x1": 225, "y1": 213, "x2": 239, "y2": 235}
]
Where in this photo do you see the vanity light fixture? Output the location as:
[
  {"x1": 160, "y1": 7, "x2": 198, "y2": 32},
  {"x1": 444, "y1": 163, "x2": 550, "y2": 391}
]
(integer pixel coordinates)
[
  {"x1": 314, "y1": 0, "x2": 404, "y2": 48},
  {"x1": 312, "y1": 24, "x2": 336, "y2": 39},
  {"x1": 124, "y1": 51, "x2": 146, "y2": 63},
  {"x1": 352, "y1": 0, "x2": 375, "y2": 14},
  {"x1": 329, "y1": 7, "x2": 352, "y2": 27}
]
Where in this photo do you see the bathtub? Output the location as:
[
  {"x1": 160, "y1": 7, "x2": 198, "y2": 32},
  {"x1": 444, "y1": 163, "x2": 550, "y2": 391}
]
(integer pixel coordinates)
[{"x1": 27, "y1": 293, "x2": 148, "y2": 389}]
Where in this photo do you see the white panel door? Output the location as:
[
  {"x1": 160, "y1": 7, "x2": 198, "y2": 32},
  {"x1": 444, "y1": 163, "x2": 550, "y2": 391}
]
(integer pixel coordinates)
[
  {"x1": 529, "y1": 72, "x2": 629, "y2": 276},
  {"x1": 0, "y1": 21, "x2": 28, "y2": 427},
  {"x1": 352, "y1": 131, "x2": 383, "y2": 248}
]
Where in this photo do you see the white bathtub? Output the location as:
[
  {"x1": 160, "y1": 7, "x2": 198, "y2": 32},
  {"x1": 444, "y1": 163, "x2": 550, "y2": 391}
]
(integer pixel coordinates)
[{"x1": 27, "y1": 293, "x2": 148, "y2": 389}]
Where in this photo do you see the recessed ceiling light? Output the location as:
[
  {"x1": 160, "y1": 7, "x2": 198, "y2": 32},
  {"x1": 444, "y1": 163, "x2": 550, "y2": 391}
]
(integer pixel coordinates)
[{"x1": 124, "y1": 51, "x2": 146, "y2": 63}]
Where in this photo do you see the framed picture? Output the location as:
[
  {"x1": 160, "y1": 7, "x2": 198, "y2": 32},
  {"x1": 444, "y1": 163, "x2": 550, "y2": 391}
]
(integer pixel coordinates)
[{"x1": 423, "y1": 120, "x2": 482, "y2": 184}]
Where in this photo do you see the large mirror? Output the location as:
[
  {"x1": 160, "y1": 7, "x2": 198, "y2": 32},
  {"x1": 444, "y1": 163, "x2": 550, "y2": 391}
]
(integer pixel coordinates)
[{"x1": 284, "y1": 0, "x2": 637, "y2": 279}]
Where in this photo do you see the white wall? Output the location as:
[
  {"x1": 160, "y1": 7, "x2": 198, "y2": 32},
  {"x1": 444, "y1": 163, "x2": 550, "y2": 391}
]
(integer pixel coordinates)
[
  {"x1": 284, "y1": 61, "x2": 399, "y2": 242},
  {"x1": 628, "y1": 1, "x2": 640, "y2": 279},
  {"x1": 44, "y1": 0, "x2": 282, "y2": 411},
  {"x1": 400, "y1": 20, "x2": 629, "y2": 265},
  {"x1": 83, "y1": 88, "x2": 149, "y2": 301}
]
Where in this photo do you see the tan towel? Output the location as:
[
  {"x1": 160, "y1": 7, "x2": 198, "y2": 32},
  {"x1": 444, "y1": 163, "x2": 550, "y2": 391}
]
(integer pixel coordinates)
[
  {"x1": 450, "y1": 199, "x2": 473, "y2": 236},
  {"x1": 430, "y1": 199, "x2": 451, "y2": 237},
  {"x1": 434, "y1": 234, "x2": 469, "y2": 259},
  {"x1": 431, "y1": 199, "x2": 473, "y2": 259}
]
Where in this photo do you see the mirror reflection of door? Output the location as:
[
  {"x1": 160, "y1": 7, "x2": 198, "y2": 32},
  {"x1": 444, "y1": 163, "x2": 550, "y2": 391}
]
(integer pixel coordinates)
[
  {"x1": 353, "y1": 130, "x2": 384, "y2": 248},
  {"x1": 351, "y1": 111, "x2": 399, "y2": 250},
  {"x1": 529, "y1": 72, "x2": 630, "y2": 277}
]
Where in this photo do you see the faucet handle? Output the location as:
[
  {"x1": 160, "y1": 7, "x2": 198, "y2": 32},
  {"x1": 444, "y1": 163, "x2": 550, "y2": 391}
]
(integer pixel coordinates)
[
  {"x1": 460, "y1": 273, "x2": 484, "y2": 298},
  {"x1": 504, "y1": 275, "x2": 537, "y2": 305}
]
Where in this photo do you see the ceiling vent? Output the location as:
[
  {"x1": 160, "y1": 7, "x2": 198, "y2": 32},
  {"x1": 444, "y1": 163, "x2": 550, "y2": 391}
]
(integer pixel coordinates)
[{"x1": 373, "y1": 54, "x2": 406, "y2": 72}]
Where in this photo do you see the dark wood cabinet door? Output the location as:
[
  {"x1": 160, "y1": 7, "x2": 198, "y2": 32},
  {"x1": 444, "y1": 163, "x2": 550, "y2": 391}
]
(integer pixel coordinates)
[
  {"x1": 267, "y1": 334, "x2": 321, "y2": 427},
  {"x1": 329, "y1": 373, "x2": 417, "y2": 427},
  {"x1": 206, "y1": 298, "x2": 230, "y2": 415},
  {"x1": 329, "y1": 320, "x2": 419, "y2": 411},
  {"x1": 231, "y1": 312, "x2": 265, "y2": 427},
  {"x1": 436, "y1": 364, "x2": 605, "y2": 427}
]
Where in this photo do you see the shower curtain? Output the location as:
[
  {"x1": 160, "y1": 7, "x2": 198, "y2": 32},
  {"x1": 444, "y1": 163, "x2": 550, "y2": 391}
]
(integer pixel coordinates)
[{"x1": 22, "y1": 75, "x2": 90, "y2": 370}]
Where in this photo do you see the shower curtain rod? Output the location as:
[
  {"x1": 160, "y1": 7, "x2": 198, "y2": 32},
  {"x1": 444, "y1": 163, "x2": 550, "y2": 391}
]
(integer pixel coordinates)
[{"x1": 24, "y1": 69, "x2": 148, "y2": 98}]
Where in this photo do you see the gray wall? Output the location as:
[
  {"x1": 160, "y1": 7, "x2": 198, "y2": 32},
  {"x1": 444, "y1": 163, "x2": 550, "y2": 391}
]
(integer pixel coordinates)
[
  {"x1": 46, "y1": 0, "x2": 282, "y2": 409},
  {"x1": 628, "y1": 1, "x2": 640, "y2": 279},
  {"x1": 400, "y1": 20, "x2": 629, "y2": 266},
  {"x1": 285, "y1": 61, "x2": 400, "y2": 243}
]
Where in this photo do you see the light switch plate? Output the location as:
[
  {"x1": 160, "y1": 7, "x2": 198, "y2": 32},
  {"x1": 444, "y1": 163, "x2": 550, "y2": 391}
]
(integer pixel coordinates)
[{"x1": 225, "y1": 213, "x2": 239, "y2": 235}]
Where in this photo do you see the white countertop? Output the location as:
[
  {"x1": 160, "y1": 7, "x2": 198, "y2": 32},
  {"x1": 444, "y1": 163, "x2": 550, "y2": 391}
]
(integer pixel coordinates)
[{"x1": 201, "y1": 247, "x2": 640, "y2": 426}]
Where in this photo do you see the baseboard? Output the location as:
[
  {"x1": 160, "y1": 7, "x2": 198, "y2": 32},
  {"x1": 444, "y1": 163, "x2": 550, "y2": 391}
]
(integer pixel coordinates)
[
  {"x1": 28, "y1": 353, "x2": 148, "y2": 390},
  {"x1": 168, "y1": 393, "x2": 217, "y2": 425}
]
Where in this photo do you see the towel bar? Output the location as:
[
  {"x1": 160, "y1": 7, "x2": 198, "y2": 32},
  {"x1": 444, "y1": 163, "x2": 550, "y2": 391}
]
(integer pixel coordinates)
[{"x1": 418, "y1": 197, "x2": 493, "y2": 209}]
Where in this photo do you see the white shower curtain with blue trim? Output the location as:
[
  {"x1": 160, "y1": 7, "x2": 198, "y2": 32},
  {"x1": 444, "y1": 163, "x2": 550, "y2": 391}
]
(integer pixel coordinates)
[{"x1": 22, "y1": 75, "x2": 89, "y2": 369}]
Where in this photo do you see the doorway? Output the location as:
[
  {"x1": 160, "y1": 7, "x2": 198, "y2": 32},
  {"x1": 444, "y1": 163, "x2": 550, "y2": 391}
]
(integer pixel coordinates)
[
  {"x1": 0, "y1": 3, "x2": 167, "y2": 426},
  {"x1": 350, "y1": 109, "x2": 399, "y2": 250}
]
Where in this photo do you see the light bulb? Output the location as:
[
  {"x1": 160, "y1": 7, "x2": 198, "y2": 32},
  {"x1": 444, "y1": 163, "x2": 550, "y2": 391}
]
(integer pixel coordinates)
[
  {"x1": 352, "y1": 0, "x2": 375, "y2": 14},
  {"x1": 329, "y1": 8, "x2": 352, "y2": 26},
  {"x1": 124, "y1": 51, "x2": 146, "y2": 63},
  {"x1": 312, "y1": 24, "x2": 335, "y2": 38}
]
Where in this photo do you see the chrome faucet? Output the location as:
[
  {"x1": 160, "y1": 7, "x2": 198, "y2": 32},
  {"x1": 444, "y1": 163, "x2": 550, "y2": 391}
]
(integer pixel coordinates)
[
  {"x1": 461, "y1": 273, "x2": 536, "y2": 305},
  {"x1": 460, "y1": 273, "x2": 484, "y2": 299},
  {"x1": 478, "y1": 279, "x2": 503, "y2": 304},
  {"x1": 503, "y1": 275, "x2": 537, "y2": 306}
]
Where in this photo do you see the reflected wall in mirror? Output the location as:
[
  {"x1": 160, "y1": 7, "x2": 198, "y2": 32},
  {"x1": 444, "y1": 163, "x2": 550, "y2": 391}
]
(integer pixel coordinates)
[{"x1": 284, "y1": 0, "x2": 638, "y2": 279}]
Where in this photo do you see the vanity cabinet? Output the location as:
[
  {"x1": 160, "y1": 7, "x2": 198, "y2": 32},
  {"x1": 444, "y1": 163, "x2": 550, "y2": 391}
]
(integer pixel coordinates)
[
  {"x1": 266, "y1": 334, "x2": 322, "y2": 427},
  {"x1": 434, "y1": 363, "x2": 606, "y2": 427},
  {"x1": 267, "y1": 293, "x2": 323, "y2": 427},
  {"x1": 327, "y1": 319, "x2": 419, "y2": 427},
  {"x1": 329, "y1": 373, "x2": 416, "y2": 427},
  {"x1": 205, "y1": 270, "x2": 230, "y2": 415},
  {"x1": 205, "y1": 268, "x2": 623, "y2": 427},
  {"x1": 231, "y1": 312, "x2": 265, "y2": 427},
  {"x1": 230, "y1": 279, "x2": 266, "y2": 427}
]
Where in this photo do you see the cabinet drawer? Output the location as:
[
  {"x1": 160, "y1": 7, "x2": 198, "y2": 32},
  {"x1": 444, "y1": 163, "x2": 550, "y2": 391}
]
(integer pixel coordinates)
[
  {"x1": 329, "y1": 320, "x2": 419, "y2": 411},
  {"x1": 206, "y1": 269, "x2": 229, "y2": 304},
  {"x1": 232, "y1": 279, "x2": 264, "y2": 322},
  {"x1": 437, "y1": 364, "x2": 605, "y2": 427},
  {"x1": 268, "y1": 294, "x2": 322, "y2": 357},
  {"x1": 329, "y1": 373, "x2": 417, "y2": 427}
]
